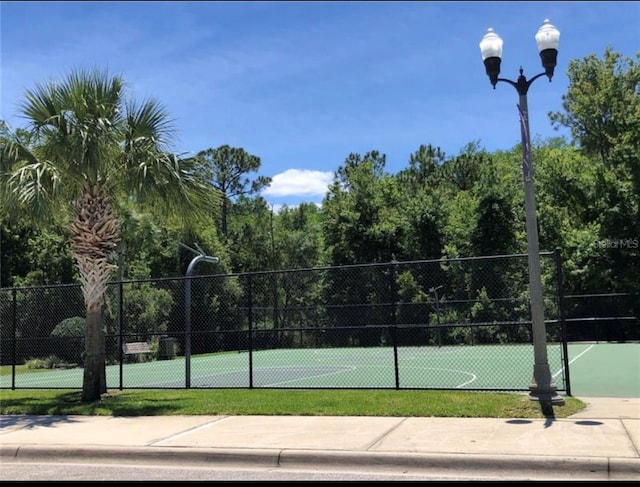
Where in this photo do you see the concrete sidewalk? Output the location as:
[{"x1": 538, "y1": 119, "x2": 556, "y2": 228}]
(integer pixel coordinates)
[{"x1": 1, "y1": 396, "x2": 639, "y2": 480}]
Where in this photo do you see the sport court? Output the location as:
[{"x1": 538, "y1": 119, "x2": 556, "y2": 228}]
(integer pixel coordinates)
[{"x1": 3, "y1": 342, "x2": 637, "y2": 397}]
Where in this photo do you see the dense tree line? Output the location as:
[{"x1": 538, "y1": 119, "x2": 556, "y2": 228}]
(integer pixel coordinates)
[{"x1": 1, "y1": 48, "x2": 637, "y2": 400}]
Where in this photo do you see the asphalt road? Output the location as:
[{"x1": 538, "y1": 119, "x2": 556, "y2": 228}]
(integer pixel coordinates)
[{"x1": 0, "y1": 460, "x2": 551, "y2": 482}]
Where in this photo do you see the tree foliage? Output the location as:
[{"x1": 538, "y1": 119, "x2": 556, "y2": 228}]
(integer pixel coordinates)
[
  {"x1": 195, "y1": 145, "x2": 271, "y2": 237},
  {"x1": 1, "y1": 69, "x2": 216, "y2": 401},
  {"x1": 2, "y1": 48, "x2": 638, "y2": 378}
]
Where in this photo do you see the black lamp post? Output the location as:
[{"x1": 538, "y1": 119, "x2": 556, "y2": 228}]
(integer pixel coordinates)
[{"x1": 479, "y1": 19, "x2": 565, "y2": 407}]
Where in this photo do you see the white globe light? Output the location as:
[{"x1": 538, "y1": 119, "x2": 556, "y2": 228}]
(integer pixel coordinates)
[
  {"x1": 479, "y1": 28, "x2": 503, "y2": 60},
  {"x1": 535, "y1": 19, "x2": 560, "y2": 52}
]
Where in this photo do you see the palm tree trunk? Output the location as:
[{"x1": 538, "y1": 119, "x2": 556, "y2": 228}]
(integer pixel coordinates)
[
  {"x1": 69, "y1": 185, "x2": 120, "y2": 402},
  {"x1": 83, "y1": 300, "x2": 106, "y2": 401}
]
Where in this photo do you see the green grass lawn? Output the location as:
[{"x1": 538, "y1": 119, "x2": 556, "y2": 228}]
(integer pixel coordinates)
[
  {"x1": 0, "y1": 388, "x2": 585, "y2": 418},
  {"x1": 0, "y1": 364, "x2": 52, "y2": 376},
  {"x1": 0, "y1": 361, "x2": 586, "y2": 418}
]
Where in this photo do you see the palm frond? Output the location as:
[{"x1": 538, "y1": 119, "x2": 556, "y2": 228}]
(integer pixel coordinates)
[
  {"x1": 3, "y1": 158, "x2": 63, "y2": 223},
  {"x1": 19, "y1": 82, "x2": 64, "y2": 131},
  {"x1": 18, "y1": 68, "x2": 126, "y2": 186},
  {"x1": 125, "y1": 151, "x2": 219, "y2": 222},
  {"x1": 113, "y1": 95, "x2": 220, "y2": 224},
  {"x1": 1, "y1": 137, "x2": 39, "y2": 172},
  {"x1": 8, "y1": 67, "x2": 218, "y2": 235},
  {"x1": 120, "y1": 103, "x2": 174, "y2": 177}
]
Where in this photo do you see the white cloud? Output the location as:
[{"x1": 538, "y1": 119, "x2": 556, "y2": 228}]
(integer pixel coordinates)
[{"x1": 263, "y1": 169, "x2": 333, "y2": 197}]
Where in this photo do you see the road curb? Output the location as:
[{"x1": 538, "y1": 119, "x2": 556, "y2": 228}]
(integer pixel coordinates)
[
  {"x1": 2, "y1": 445, "x2": 639, "y2": 480},
  {"x1": 279, "y1": 450, "x2": 640, "y2": 480},
  {"x1": 0, "y1": 444, "x2": 280, "y2": 468}
]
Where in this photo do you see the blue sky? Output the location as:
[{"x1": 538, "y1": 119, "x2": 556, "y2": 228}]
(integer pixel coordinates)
[{"x1": 1, "y1": 1, "x2": 638, "y2": 209}]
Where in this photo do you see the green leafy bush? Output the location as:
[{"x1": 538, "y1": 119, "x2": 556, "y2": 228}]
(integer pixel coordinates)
[
  {"x1": 51, "y1": 316, "x2": 85, "y2": 337},
  {"x1": 51, "y1": 316, "x2": 85, "y2": 365},
  {"x1": 24, "y1": 357, "x2": 48, "y2": 369}
]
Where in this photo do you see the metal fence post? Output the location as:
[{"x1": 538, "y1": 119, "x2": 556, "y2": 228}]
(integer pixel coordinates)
[
  {"x1": 118, "y1": 280, "x2": 124, "y2": 391},
  {"x1": 430, "y1": 286, "x2": 443, "y2": 348},
  {"x1": 11, "y1": 287, "x2": 17, "y2": 390},
  {"x1": 554, "y1": 248, "x2": 571, "y2": 396},
  {"x1": 388, "y1": 262, "x2": 399, "y2": 389},
  {"x1": 247, "y1": 274, "x2": 254, "y2": 389}
]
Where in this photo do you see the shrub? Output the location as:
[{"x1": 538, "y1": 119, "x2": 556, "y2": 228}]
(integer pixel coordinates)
[
  {"x1": 24, "y1": 357, "x2": 48, "y2": 369},
  {"x1": 51, "y1": 316, "x2": 85, "y2": 365},
  {"x1": 51, "y1": 317, "x2": 85, "y2": 337}
]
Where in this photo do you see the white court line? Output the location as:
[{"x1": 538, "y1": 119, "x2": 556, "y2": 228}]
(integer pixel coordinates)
[
  {"x1": 261, "y1": 366, "x2": 357, "y2": 387},
  {"x1": 567, "y1": 343, "x2": 595, "y2": 365},
  {"x1": 552, "y1": 343, "x2": 595, "y2": 379}
]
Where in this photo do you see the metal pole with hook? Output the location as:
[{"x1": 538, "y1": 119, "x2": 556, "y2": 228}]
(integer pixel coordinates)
[{"x1": 181, "y1": 242, "x2": 219, "y2": 388}]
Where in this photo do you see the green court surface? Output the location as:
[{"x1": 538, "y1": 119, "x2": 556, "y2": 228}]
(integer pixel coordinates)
[
  {"x1": 1, "y1": 343, "x2": 637, "y2": 397},
  {"x1": 565, "y1": 342, "x2": 640, "y2": 398}
]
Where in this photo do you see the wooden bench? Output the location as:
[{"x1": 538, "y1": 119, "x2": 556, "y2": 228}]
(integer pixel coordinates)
[{"x1": 123, "y1": 342, "x2": 152, "y2": 355}]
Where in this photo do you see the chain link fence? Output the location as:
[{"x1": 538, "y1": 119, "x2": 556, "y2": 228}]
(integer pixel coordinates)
[{"x1": 1, "y1": 250, "x2": 636, "y2": 392}]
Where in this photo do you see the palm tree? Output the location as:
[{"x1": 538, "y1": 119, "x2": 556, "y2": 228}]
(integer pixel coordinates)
[{"x1": 0, "y1": 69, "x2": 214, "y2": 401}]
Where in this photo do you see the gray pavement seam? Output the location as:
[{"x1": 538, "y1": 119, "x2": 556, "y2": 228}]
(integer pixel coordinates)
[
  {"x1": 620, "y1": 420, "x2": 640, "y2": 457},
  {"x1": 362, "y1": 417, "x2": 408, "y2": 451},
  {"x1": 149, "y1": 416, "x2": 231, "y2": 447}
]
